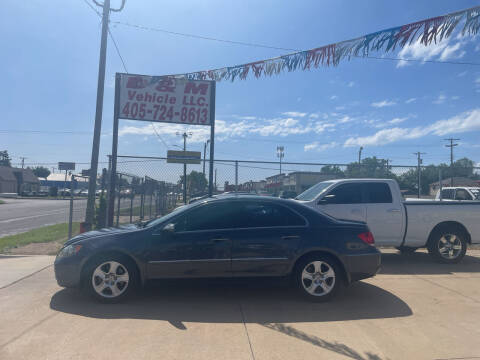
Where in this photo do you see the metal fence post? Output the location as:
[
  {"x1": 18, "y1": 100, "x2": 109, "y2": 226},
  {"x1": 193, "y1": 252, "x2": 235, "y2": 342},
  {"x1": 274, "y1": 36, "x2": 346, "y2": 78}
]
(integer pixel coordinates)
[
  {"x1": 68, "y1": 174, "x2": 74, "y2": 239},
  {"x1": 235, "y1": 161, "x2": 238, "y2": 193},
  {"x1": 140, "y1": 178, "x2": 145, "y2": 221},
  {"x1": 439, "y1": 168, "x2": 443, "y2": 201},
  {"x1": 116, "y1": 174, "x2": 122, "y2": 227},
  {"x1": 129, "y1": 185, "x2": 133, "y2": 223}
]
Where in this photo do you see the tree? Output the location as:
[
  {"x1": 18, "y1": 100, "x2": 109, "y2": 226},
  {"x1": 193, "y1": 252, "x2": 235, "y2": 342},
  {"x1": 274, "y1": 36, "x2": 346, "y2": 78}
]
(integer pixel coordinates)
[
  {"x1": 320, "y1": 165, "x2": 345, "y2": 178},
  {"x1": 32, "y1": 166, "x2": 51, "y2": 178},
  {"x1": 179, "y1": 170, "x2": 207, "y2": 195},
  {"x1": 345, "y1": 157, "x2": 394, "y2": 179},
  {"x1": 0, "y1": 150, "x2": 11, "y2": 167}
]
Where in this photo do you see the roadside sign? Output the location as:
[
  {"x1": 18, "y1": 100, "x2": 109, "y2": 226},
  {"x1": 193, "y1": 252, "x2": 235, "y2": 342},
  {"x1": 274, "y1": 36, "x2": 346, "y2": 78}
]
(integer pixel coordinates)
[
  {"x1": 167, "y1": 150, "x2": 202, "y2": 164},
  {"x1": 58, "y1": 162, "x2": 75, "y2": 171},
  {"x1": 118, "y1": 74, "x2": 214, "y2": 125},
  {"x1": 81, "y1": 169, "x2": 90, "y2": 177}
]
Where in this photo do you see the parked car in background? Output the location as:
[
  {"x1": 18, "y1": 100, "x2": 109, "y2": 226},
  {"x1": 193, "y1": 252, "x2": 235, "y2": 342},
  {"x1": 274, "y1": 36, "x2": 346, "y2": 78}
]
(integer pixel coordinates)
[
  {"x1": 295, "y1": 178, "x2": 480, "y2": 263},
  {"x1": 54, "y1": 196, "x2": 380, "y2": 303},
  {"x1": 279, "y1": 190, "x2": 297, "y2": 199},
  {"x1": 435, "y1": 187, "x2": 480, "y2": 201}
]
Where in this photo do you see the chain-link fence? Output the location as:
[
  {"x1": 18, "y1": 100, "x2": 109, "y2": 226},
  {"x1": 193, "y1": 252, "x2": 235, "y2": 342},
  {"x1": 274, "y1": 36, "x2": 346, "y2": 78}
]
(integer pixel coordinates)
[{"x1": 113, "y1": 155, "x2": 480, "y2": 205}]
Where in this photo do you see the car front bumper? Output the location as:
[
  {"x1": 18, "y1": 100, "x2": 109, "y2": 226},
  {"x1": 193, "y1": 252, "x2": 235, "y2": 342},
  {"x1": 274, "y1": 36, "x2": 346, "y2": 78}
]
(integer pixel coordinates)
[
  {"x1": 54, "y1": 256, "x2": 84, "y2": 288},
  {"x1": 343, "y1": 250, "x2": 381, "y2": 282}
]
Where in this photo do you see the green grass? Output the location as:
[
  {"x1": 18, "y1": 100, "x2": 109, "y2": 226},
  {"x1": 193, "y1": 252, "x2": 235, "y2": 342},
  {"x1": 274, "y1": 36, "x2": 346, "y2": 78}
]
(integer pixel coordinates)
[
  {"x1": 0, "y1": 222, "x2": 80, "y2": 253},
  {"x1": 0, "y1": 200, "x2": 5, "y2": 204}
]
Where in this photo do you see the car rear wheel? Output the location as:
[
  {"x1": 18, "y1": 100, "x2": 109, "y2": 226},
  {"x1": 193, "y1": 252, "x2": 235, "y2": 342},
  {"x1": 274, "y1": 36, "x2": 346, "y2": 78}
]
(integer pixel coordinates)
[
  {"x1": 85, "y1": 255, "x2": 137, "y2": 303},
  {"x1": 295, "y1": 255, "x2": 342, "y2": 302},
  {"x1": 427, "y1": 227, "x2": 467, "y2": 264}
]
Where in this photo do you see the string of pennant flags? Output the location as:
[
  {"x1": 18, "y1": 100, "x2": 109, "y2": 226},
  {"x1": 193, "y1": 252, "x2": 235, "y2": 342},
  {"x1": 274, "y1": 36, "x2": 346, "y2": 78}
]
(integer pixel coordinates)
[{"x1": 169, "y1": 6, "x2": 480, "y2": 82}]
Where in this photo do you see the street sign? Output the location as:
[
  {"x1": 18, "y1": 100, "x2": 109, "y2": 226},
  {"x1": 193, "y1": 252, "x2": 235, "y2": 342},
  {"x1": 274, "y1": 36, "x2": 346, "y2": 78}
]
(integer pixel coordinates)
[
  {"x1": 58, "y1": 162, "x2": 75, "y2": 171},
  {"x1": 118, "y1": 74, "x2": 214, "y2": 125},
  {"x1": 81, "y1": 169, "x2": 90, "y2": 177},
  {"x1": 167, "y1": 150, "x2": 202, "y2": 164}
]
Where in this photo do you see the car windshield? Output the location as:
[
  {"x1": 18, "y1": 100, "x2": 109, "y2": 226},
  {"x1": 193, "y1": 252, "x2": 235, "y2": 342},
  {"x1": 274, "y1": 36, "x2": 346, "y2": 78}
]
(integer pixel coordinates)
[
  {"x1": 295, "y1": 181, "x2": 334, "y2": 201},
  {"x1": 470, "y1": 189, "x2": 480, "y2": 199}
]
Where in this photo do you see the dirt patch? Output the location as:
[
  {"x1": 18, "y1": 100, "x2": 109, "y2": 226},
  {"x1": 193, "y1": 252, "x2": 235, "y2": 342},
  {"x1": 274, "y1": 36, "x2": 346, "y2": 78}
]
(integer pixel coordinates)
[{"x1": 5, "y1": 240, "x2": 64, "y2": 256}]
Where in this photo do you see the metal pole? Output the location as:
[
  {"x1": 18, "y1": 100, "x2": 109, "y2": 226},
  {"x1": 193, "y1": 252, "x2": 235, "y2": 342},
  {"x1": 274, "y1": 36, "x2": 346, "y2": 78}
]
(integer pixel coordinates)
[
  {"x1": 140, "y1": 178, "x2": 145, "y2": 220},
  {"x1": 85, "y1": 0, "x2": 111, "y2": 231},
  {"x1": 208, "y1": 82, "x2": 216, "y2": 197},
  {"x1": 116, "y1": 174, "x2": 122, "y2": 227},
  {"x1": 235, "y1": 160, "x2": 238, "y2": 193},
  {"x1": 129, "y1": 186, "x2": 133, "y2": 223},
  {"x1": 107, "y1": 74, "x2": 121, "y2": 227},
  {"x1": 203, "y1": 141, "x2": 209, "y2": 176},
  {"x1": 68, "y1": 174, "x2": 74, "y2": 239},
  {"x1": 439, "y1": 168, "x2": 443, "y2": 201},
  {"x1": 183, "y1": 134, "x2": 187, "y2": 204}
]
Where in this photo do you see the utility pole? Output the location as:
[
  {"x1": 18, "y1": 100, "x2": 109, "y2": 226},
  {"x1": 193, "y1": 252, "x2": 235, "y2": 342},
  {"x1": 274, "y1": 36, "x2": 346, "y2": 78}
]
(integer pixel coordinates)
[
  {"x1": 358, "y1": 146, "x2": 363, "y2": 164},
  {"x1": 19, "y1": 157, "x2": 27, "y2": 169},
  {"x1": 276, "y1": 146, "x2": 284, "y2": 175},
  {"x1": 444, "y1": 138, "x2": 459, "y2": 186},
  {"x1": 84, "y1": 0, "x2": 126, "y2": 231},
  {"x1": 203, "y1": 140, "x2": 210, "y2": 176},
  {"x1": 414, "y1": 152, "x2": 426, "y2": 198},
  {"x1": 177, "y1": 132, "x2": 192, "y2": 204}
]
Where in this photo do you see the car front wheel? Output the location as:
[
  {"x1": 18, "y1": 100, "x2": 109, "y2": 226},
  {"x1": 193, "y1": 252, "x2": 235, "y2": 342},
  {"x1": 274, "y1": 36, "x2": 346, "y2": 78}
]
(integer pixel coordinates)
[
  {"x1": 295, "y1": 255, "x2": 342, "y2": 302},
  {"x1": 85, "y1": 255, "x2": 137, "y2": 303}
]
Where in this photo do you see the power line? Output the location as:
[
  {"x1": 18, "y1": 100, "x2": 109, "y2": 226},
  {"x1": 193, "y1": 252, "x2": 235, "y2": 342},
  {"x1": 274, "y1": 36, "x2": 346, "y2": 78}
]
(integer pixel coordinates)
[
  {"x1": 108, "y1": 27, "x2": 129, "y2": 73},
  {"x1": 150, "y1": 124, "x2": 170, "y2": 149}
]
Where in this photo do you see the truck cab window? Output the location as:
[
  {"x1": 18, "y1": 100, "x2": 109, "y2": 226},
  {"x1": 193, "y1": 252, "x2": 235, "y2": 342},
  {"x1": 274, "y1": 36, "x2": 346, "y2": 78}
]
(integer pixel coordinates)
[
  {"x1": 364, "y1": 183, "x2": 393, "y2": 203},
  {"x1": 324, "y1": 183, "x2": 362, "y2": 204},
  {"x1": 455, "y1": 189, "x2": 472, "y2": 201}
]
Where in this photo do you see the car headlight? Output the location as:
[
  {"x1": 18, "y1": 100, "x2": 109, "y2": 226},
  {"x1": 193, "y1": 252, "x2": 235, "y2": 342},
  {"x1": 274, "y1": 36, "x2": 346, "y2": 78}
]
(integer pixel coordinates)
[{"x1": 57, "y1": 244, "x2": 82, "y2": 259}]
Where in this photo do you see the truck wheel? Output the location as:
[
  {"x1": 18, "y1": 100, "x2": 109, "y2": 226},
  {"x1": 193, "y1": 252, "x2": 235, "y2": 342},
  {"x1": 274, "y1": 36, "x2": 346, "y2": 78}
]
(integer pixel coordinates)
[
  {"x1": 427, "y1": 227, "x2": 467, "y2": 264},
  {"x1": 396, "y1": 246, "x2": 417, "y2": 255},
  {"x1": 294, "y1": 254, "x2": 343, "y2": 302}
]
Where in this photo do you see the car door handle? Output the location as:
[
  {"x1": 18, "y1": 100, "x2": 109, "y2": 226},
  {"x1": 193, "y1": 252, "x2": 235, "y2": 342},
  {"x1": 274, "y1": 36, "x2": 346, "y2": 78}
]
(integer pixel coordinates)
[
  {"x1": 211, "y1": 238, "x2": 230, "y2": 243},
  {"x1": 387, "y1": 208, "x2": 401, "y2": 213},
  {"x1": 281, "y1": 235, "x2": 300, "y2": 240}
]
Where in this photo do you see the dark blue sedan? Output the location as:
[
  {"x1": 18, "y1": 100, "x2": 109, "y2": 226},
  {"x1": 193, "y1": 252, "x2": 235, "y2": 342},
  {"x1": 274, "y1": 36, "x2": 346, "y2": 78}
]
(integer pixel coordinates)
[{"x1": 54, "y1": 196, "x2": 381, "y2": 302}]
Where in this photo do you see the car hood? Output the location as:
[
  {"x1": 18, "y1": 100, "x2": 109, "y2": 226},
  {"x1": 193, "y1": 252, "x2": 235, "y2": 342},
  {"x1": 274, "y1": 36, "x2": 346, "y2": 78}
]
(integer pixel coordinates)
[{"x1": 64, "y1": 224, "x2": 139, "y2": 246}]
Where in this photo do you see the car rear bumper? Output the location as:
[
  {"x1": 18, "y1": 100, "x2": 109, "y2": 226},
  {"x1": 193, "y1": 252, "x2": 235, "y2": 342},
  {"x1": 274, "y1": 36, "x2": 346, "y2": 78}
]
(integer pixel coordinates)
[{"x1": 343, "y1": 250, "x2": 381, "y2": 282}]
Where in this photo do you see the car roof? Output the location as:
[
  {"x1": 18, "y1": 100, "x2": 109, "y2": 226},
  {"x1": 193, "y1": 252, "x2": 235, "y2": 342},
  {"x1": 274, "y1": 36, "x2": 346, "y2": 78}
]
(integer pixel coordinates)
[{"x1": 326, "y1": 178, "x2": 395, "y2": 183}]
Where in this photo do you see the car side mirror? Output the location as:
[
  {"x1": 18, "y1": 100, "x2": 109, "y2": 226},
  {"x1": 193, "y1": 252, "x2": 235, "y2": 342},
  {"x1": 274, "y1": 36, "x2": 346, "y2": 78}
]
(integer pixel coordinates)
[
  {"x1": 162, "y1": 223, "x2": 175, "y2": 232},
  {"x1": 318, "y1": 194, "x2": 335, "y2": 204}
]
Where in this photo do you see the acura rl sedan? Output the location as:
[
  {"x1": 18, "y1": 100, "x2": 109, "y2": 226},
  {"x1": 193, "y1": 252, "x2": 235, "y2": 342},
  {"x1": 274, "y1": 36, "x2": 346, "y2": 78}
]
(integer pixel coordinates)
[{"x1": 54, "y1": 196, "x2": 381, "y2": 302}]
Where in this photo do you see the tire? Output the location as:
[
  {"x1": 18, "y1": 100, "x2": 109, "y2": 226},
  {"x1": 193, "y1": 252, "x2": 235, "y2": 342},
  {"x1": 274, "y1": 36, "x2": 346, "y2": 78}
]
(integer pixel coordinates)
[
  {"x1": 84, "y1": 254, "x2": 137, "y2": 303},
  {"x1": 396, "y1": 246, "x2": 417, "y2": 255},
  {"x1": 294, "y1": 254, "x2": 343, "y2": 302},
  {"x1": 427, "y1": 226, "x2": 467, "y2": 264}
]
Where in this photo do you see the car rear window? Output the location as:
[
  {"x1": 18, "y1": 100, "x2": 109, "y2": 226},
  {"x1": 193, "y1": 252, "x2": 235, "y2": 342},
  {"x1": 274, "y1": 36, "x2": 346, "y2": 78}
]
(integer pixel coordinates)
[{"x1": 237, "y1": 202, "x2": 306, "y2": 228}]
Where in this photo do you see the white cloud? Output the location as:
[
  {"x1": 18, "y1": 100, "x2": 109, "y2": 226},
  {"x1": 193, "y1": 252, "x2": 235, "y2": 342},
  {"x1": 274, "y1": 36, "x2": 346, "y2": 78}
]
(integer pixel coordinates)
[
  {"x1": 329, "y1": 95, "x2": 338, "y2": 100},
  {"x1": 405, "y1": 98, "x2": 417, "y2": 104},
  {"x1": 389, "y1": 117, "x2": 408, "y2": 125},
  {"x1": 451, "y1": 96, "x2": 460, "y2": 100},
  {"x1": 371, "y1": 100, "x2": 396, "y2": 108},
  {"x1": 282, "y1": 111, "x2": 307, "y2": 118},
  {"x1": 432, "y1": 94, "x2": 447, "y2": 105},
  {"x1": 309, "y1": 113, "x2": 320, "y2": 119},
  {"x1": 396, "y1": 36, "x2": 467, "y2": 68},
  {"x1": 344, "y1": 108, "x2": 480, "y2": 147},
  {"x1": 338, "y1": 115, "x2": 352, "y2": 123},
  {"x1": 335, "y1": 106, "x2": 346, "y2": 111},
  {"x1": 347, "y1": 81, "x2": 355, "y2": 87},
  {"x1": 304, "y1": 141, "x2": 338, "y2": 152},
  {"x1": 458, "y1": 71, "x2": 468, "y2": 77}
]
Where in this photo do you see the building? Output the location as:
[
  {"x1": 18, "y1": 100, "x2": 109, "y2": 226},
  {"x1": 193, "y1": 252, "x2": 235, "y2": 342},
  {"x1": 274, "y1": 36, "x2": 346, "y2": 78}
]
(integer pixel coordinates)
[
  {"x1": 283, "y1": 172, "x2": 336, "y2": 194},
  {"x1": 265, "y1": 174, "x2": 287, "y2": 194},
  {"x1": 39, "y1": 173, "x2": 89, "y2": 191},
  {"x1": 0, "y1": 166, "x2": 40, "y2": 194},
  {"x1": 429, "y1": 177, "x2": 480, "y2": 196}
]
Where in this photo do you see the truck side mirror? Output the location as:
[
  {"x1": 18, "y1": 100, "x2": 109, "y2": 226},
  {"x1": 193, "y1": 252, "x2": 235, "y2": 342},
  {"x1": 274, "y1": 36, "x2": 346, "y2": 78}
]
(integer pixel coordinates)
[
  {"x1": 163, "y1": 223, "x2": 175, "y2": 232},
  {"x1": 318, "y1": 194, "x2": 335, "y2": 204}
]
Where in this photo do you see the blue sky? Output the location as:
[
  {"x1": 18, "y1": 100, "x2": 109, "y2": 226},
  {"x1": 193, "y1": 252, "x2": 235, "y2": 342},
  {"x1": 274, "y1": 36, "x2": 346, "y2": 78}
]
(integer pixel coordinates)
[{"x1": 1, "y1": 0, "x2": 480, "y2": 172}]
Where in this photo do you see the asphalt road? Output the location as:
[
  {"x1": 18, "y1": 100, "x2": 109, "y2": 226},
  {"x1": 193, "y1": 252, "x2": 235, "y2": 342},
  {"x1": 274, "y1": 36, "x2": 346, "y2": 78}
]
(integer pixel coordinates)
[
  {"x1": 0, "y1": 197, "x2": 143, "y2": 238},
  {"x1": 1, "y1": 249, "x2": 480, "y2": 360}
]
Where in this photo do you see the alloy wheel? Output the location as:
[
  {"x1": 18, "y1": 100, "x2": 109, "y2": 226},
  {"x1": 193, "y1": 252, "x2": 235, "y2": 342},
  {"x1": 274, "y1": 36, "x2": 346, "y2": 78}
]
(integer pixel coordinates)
[
  {"x1": 301, "y1": 261, "x2": 336, "y2": 296},
  {"x1": 91, "y1": 261, "x2": 130, "y2": 298},
  {"x1": 437, "y1": 234, "x2": 463, "y2": 260}
]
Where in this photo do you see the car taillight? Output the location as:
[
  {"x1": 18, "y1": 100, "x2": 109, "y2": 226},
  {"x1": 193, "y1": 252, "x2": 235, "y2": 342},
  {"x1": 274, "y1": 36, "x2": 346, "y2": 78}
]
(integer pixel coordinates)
[{"x1": 358, "y1": 231, "x2": 375, "y2": 245}]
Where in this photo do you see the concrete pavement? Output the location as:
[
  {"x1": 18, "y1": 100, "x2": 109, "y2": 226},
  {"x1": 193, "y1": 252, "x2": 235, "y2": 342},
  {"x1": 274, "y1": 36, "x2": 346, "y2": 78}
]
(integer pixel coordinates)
[{"x1": 1, "y1": 250, "x2": 480, "y2": 359}]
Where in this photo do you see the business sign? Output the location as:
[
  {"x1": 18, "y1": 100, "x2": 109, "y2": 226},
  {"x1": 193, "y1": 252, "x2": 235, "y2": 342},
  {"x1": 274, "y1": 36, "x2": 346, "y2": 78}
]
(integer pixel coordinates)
[
  {"x1": 167, "y1": 150, "x2": 202, "y2": 164},
  {"x1": 118, "y1": 74, "x2": 214, "y2": 125},
  {"x1": 58, "y1": 162, "x2": 75, "y2": 171}
]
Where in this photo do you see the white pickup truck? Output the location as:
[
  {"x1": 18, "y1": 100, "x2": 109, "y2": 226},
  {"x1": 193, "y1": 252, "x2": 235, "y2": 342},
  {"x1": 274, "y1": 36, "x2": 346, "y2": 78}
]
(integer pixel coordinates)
[{"x1": 295, "y1": 178, "x2": 480, "y2": 263}]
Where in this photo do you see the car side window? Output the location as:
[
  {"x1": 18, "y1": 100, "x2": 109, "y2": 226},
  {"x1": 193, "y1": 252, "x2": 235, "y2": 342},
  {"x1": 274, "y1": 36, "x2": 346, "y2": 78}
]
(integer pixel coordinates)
[
  {"x1": 181, "y1": 202, "x2": 242, "y2": 231},
  {"x1": 441, "y1": 189, "x2": 455, "y2": 199},
  {"x1": 364, "y1": 183, "x2": 393, "y2": 203},
  {"x1": 323, "y1": 183, "x2": 362, "y2": 204},
  {"x1": 455, "y1": 189, "x2": 472, "y2": 200},
  {"x1": 237, "y1": 202, "x2": 306, "y2": 228}
]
